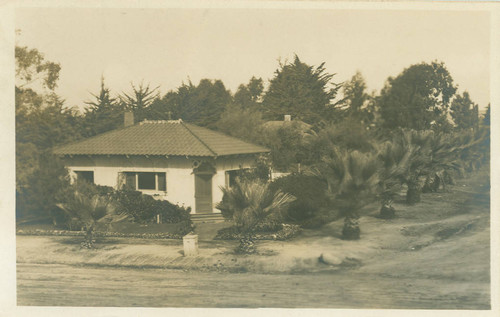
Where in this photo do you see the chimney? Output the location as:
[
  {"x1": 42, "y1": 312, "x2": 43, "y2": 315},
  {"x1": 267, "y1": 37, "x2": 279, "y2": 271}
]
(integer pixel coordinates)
[
  {"x1": 284, "y1": 114, "x2": 291, "y2": 122},
  {"x1": 124, "y1": 112, "x2": 134, "y2": 127}
]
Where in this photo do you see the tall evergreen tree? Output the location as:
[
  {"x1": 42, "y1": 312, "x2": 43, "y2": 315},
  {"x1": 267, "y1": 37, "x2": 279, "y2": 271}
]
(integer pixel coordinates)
[
  {"x1": 341, "y1": 71, "x2": 373, "y2": 124},
  {"x1": 178, "y1": 79, "x2": 232, "y2": 128},
  {"x1": 483, "y1": 103, "x2": 490, "y2": 127},
  {"x1": 450, "y1": 91, "x2": 479, "y2": 130},
  {"x1": 83, "y1": 77, "x2": 124, "y2": 136},
  {"x1": 262, "y1": 55, "x2": 341, "y2": 125},
  {"x1": 150, "y1": 79, "x2": 232, "y2": 128},
  {"x1": 234, "y1": 76, "x2": 264, "y2": 109},
  {"x1": 119, "y1": 81, "x2": 160, "y2": 123}
]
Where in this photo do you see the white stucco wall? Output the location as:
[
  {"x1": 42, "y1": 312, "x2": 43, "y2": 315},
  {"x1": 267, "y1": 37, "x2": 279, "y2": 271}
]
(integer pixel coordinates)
[{"x1": 63, "y1": 155, "x2": 259, "y2": 214}]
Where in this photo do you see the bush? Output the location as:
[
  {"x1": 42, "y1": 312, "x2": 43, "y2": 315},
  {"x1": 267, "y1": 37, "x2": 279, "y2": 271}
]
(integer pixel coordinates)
[
  {"x1": 268, "y1": 174, "x2": 328, "y2": 224},
  {"x1": 113, "y1": 189, "x2": 191, "y2": 224},
  {"x1": 56, "y1": 182, "x2": 191, "y2": 228},
  {"x1": 300, "y1": 209, "x2": 340, "y2": 229},
  {"x1": 16, "y1": 153, "x2": 70, "y2": 225}
]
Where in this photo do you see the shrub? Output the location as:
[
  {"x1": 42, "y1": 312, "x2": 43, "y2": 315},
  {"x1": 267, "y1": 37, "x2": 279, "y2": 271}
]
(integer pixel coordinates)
[
  {"x1": 300, "y1": 209, "x2": 340, "y2": 229},
  {"x1": 113, "y1": 189, "x2": 191, "y2": 224},
  {"x1": 268, "y1": 174, "x2": 328, "y2": 224},
  {"x1": 16, "y1": 153, "x2": 70, "y2": 226}
]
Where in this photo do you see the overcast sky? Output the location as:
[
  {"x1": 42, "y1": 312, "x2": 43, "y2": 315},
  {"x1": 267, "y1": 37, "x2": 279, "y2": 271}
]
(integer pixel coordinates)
[{"x1": 16, "y1": 7, "x2": 491, "y2": 111}]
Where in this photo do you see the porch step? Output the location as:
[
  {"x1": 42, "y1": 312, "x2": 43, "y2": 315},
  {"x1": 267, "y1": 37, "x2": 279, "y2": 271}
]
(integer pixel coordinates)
[{"x1": 191, "y1": 213, "x2": 225, "y2": 223}]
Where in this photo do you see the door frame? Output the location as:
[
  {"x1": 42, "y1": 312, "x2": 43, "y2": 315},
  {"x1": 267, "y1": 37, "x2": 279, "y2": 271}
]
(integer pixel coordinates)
[{"x1": 193, "y1": 162, "x2": 216, "y2": 213}]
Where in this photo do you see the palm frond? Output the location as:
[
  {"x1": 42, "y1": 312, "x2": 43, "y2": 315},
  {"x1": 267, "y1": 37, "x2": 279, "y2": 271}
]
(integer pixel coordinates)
[{"x1": 216, "y1": 179, "x2": 295, "y2": 233}]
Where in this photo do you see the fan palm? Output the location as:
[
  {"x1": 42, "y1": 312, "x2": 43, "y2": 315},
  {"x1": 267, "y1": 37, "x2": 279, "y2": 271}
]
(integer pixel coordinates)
[
  {"x1": 453, "y1": 128, "x2": 489, "y2": 174},
  {"x1": 376, "y1": 139, "x2": 412, "y2": 218},
  {"x1": 421, "y1": 132, "x2": 465, "y2": 192},
  {"x1": 314, "y1": 147, "x2": 380, "y2": 240},
  {"x1": 216, "y1": 180, "x2": 295, "y2": 253},
  {"x1": 383, "y1": 129, "x2": 434, "y2": 205},
  {"x1": 57, "y1": 187, "x2": 129, "y2": 248},
  {"x1": 420, "y1": 130, "x2": 485, "y2": 193}
]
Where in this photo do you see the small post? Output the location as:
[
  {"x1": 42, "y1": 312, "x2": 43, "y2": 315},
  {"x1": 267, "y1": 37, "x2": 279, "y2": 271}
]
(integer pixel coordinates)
[{"x1": 183, "y1": 234, "x2": 199, "y2": 256}]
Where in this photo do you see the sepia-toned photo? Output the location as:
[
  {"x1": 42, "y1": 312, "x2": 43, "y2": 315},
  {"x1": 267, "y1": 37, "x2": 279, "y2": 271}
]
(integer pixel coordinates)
[{"x1": 3, "y1": 1, "x2": 498, "y2": 315}]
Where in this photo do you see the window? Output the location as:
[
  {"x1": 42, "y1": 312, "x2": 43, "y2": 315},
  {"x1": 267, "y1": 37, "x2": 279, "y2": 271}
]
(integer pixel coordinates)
[
  {"x1": 157, "y1": 173, "x2": 166, "y2": 191},
  {"x1": 225, "y1": 169, "x2": 250, "y2": 188},
  {"x1": 138, "y1": 172, "x2": 155, "y2": 190},
  {"x1": 125, "y1": 172, "x2": 136, "y2": 190},
  {"x1": 75, "y1": 171, "x2": 94, "y2": 184},
  {"x1": 123, "y1": 172, "x2": 166, "y2": 192}
]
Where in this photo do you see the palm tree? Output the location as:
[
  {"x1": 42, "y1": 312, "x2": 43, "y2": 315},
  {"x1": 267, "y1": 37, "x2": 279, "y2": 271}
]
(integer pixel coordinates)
[
  {"x1": 376, "y1": 139, "x2": 412, "y2": 218},
  {"x1": 381, "y1": 129, "x2": 434, "y2": 205},
  {"x1": 216, "y1": 180, "x2": 295, "y2": 253},
  {"x1": 419, "y1": 130, "x2": 484, "y2": 193},
  {"x1": 421, "y1": 132, "x2": 465, "y2": 192},
  {"x1": 315, "y1": 147, "x2": 380, "y2": 240},
  {"x1": 57, "y1": 183, "x2": 128, "y2": 248},
  {"x1": 453, "y1": 128, "x2": 489, "y2": 174}
]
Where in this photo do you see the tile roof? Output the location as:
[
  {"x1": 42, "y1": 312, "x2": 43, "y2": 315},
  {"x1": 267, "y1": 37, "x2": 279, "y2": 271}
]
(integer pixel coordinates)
[{"x1": 53, "y1": 120, "x2": 269, "y2": 157}]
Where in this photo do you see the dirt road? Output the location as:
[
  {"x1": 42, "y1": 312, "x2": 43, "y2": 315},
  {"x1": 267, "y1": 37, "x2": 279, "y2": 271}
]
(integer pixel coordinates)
[{"x1": 17, "y1": 263, "x2": 488, "y2": 308}]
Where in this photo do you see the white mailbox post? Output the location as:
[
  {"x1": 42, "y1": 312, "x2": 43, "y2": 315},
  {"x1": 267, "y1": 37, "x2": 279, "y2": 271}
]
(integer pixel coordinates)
[{"x1": 183, "y1": 234, "x2": 199, "y2": 256}]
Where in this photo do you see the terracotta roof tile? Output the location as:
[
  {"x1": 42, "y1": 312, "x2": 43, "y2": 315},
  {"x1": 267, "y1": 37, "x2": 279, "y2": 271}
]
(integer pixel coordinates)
[{"x1": 53, "y1": 120, "x2": 269, "y2": 157}]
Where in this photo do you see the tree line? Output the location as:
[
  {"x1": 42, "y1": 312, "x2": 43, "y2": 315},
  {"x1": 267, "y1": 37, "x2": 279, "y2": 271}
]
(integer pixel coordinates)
[{"x1": 15, "y1": 45, "x2": 489, "y2": 224}]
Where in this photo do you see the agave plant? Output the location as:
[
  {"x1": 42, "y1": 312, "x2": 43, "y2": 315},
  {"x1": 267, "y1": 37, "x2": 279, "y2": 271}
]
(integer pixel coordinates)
[
  {"x1": 314, "y1": 147, "x2": 380, "y2": 240},
  {"x1": 216, "y1": 180, "x2": 295, "y2": 253}
]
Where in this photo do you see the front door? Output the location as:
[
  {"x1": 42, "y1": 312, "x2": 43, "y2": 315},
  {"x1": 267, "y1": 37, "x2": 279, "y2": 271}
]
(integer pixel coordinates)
[{"x1": 195, "y1": 173, "x2": 213, "y2": 213}]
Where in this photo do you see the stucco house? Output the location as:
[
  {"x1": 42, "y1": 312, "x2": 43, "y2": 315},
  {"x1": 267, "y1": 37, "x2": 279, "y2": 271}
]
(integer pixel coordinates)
[{"x1": 53, "y1": 116, "x2": 269, "y2": 214}]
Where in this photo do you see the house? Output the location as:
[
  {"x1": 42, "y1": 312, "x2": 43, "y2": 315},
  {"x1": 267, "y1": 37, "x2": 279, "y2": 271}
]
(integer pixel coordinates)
[{"x1": 53, "y1": 115, "x2": 269, "y2": 214}]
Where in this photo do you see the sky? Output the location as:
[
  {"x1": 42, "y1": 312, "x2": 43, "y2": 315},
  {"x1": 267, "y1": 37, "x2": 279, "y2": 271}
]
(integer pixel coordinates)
[{"x1": 15, "y1": 7, "x2": 491, "y2": 111}]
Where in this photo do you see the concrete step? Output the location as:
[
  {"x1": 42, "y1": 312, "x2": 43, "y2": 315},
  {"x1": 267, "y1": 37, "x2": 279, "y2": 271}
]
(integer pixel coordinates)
[{"x1": 191, "y1": 213, "x2": 225, "y2": 223}]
